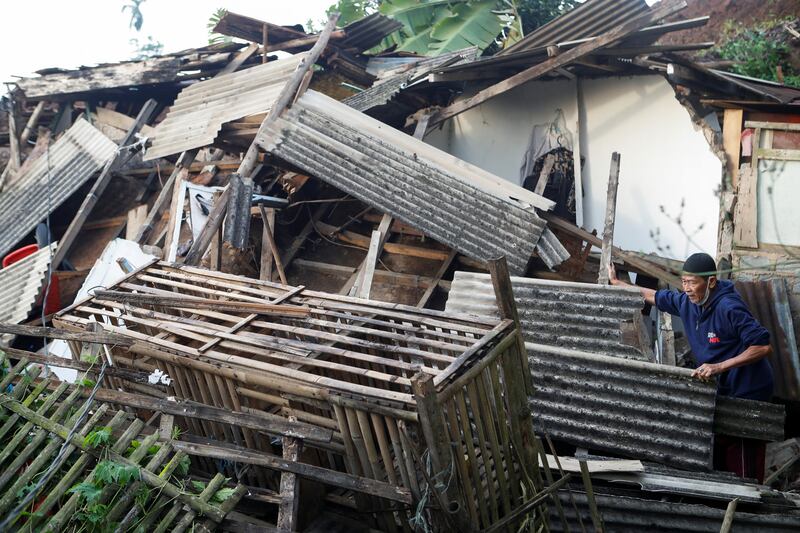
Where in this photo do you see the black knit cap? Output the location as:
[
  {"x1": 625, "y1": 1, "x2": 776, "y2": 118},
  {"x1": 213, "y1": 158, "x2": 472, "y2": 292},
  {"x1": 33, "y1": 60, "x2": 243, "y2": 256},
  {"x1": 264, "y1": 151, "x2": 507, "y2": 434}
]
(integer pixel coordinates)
[{"x1": 682, "y1": 253, "x2": 717, "y2": 277}]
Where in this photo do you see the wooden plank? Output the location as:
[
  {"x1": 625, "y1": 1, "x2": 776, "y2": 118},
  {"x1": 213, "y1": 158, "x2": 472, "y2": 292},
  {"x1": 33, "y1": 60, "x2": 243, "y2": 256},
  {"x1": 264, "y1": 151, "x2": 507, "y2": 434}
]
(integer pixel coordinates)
[
  {"x1": 259, "y1": 205, "x2": 287, "y2": 284},
  {"x1": 754, "y1": 147, "x2": 800, "y2": 161},
  {"x1": 218, "y1": 42, "x2": 260, "y2": 76},
  {"x1": 163, "y1": 177, "x2": 186, "y2": 262},
  {"x1": 733, "y1": 166, "x2": 758, "y2": 248},
  {"x1": 534, "y1": 153, "x2": 556, "y2": 195},
  {"x1": 416, "y1": 249, "x2": 457, "y2": 308},
  {"x1": 95, "y1": 107, "x2": 156, "y2": 137},
  {"x1": 317, "y1": 222, "x2": 449, "y2": 261},
  {"x1": 355, "y1": 230, "x2": 381, "y2": 300},
  {"x1": 0, "y1": 323, "x2": 132, "y2": 345},
  {"x1": 172, "y1": 440, "x2": 412, "y2": 504},
  {"x1": 93, "y1": 290, "x2": 309, "y2": 316},
  {"x1": 259, "y1": 207, "x2": 276, "y2": 281},
  {"x1": 6, "y1": 101, "x2": 21, "y2": 170},
  {"x1": 125, "y1": 205, "x2": 149, "y2": 240},
  {"x1": 659, "y1": 311, "x2": 676, "y2": 366},
  {"x1": 598, "y1": 152, "x2": 621, "y2": 284},
  {"x1": 184, "y1": 185, "x2": 232, "y2": 265},
  {"x1": 723, "y1": 109, "x2": 743, "y2": 188},
  {"x1": 428, "y1": 0, "x2": 687, "y2": 128},
  {"x1": 745, "y1": 121, "x2": 800, "y2": 131},
  {"x1": 276, "y1": 435, "x2": 302, "y2": 532},
  {"x1": 51, "y1": 99, "x2": 158, "y2": 270}
]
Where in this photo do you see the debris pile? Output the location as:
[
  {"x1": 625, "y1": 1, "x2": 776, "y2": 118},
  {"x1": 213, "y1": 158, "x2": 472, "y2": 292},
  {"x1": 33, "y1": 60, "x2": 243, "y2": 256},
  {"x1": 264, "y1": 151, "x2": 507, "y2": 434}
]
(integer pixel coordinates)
[{"x1": 1, "y1": 0, "x2": 800, "y2": 531}]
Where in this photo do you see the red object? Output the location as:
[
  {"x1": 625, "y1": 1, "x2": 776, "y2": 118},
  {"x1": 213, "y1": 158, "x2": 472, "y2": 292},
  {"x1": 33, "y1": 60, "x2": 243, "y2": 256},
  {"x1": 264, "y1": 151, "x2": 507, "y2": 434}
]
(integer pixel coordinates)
[{"x1": 2, "y1": 244, "x2": 61, "y2": 314}]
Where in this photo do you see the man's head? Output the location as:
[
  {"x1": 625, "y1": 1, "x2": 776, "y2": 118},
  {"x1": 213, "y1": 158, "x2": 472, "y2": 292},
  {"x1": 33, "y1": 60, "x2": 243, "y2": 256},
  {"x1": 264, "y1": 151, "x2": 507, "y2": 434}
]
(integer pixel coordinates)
[{"x1": 681, "y1": 253, "x2": 717, "y2": 305}]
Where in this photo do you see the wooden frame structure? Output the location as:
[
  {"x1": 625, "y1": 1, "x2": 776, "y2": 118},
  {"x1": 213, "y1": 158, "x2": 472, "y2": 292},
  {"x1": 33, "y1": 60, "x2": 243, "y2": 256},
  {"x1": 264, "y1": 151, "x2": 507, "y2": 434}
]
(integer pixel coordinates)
[{"x1": 54, "y1": 260, "x2": 549, "y2": 531}]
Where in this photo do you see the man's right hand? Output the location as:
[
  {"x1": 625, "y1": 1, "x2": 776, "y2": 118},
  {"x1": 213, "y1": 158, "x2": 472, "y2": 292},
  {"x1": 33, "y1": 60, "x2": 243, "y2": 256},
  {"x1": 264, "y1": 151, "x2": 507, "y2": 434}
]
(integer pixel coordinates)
[{"x1": 608, "y1": 263, "x2": 618, "y2": 285}]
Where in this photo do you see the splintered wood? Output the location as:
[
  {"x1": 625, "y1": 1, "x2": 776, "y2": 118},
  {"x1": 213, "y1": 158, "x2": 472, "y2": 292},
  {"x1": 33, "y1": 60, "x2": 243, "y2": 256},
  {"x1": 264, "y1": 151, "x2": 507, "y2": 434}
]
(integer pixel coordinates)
[{"x1": 53, "y1": 261, "x2": 546, "y2": 531}]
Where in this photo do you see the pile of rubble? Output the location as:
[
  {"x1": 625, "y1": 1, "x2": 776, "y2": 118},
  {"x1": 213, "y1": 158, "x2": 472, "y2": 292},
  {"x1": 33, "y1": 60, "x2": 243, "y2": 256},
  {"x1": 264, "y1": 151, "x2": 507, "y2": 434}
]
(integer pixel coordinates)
[{"x1": 1, "y1": 0, "x2": 800, "y2": 531}]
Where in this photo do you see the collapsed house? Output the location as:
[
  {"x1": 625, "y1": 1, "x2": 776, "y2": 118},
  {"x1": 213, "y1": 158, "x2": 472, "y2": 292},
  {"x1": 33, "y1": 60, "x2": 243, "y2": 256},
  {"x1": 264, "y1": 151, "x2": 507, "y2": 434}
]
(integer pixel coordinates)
[{"x1": 1, "y1": 0, "x2": 800, "y2": 531}]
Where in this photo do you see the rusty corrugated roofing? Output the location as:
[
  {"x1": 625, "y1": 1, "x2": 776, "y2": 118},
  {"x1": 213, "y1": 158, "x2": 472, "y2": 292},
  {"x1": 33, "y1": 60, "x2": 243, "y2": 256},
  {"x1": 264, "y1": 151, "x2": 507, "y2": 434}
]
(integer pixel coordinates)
[
  {"x1": 0, "y1": 118, "x2": 116, "y2": 259},
  {"x1": 257, "y1": 90, "x2": 554, "y2": 275},
  {"x1": 145, "y1": 54, "x2": 305, "y2": 161},
  {"x1": 445, "y1": 271, "x2": 645, "y2": 358},
  {"x1": 528, "y1": 343, "x2": 716, "y2": 470},
  {"x1": 501, "y1": 0, "x2": 650, "y2": 55},
  {"x1": 735, "y1": 279, "x2": 800, "y2": 400}
]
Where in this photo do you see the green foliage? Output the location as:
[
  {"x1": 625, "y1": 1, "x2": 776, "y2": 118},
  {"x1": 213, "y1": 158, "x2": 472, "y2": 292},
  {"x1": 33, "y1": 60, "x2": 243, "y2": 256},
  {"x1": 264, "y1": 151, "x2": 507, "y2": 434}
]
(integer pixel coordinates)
[
  {"x1": 514, "y1": 0, "x2": 578, "y2": 35},
  {"x1": 170, "y1": 425, "x2": 183, "y2": 440},
  {"x1": 378, "y1": 0, "x2": 515, "y2": 55},
  {"x1": 716, "y1": 17, "x2": 800, "y2": 88},
  {"x1": 328, "y1": 0, "x2": 381, "y2": 26},
  {"x1": 79, "y1": 378, "x2": 96, "y2": 388},
  {"x1": 83, "y1": 427, "x2": 112, "y2": 449},
  {"x1": 130, "y1": 36, "x2": 164, "y2": 60},
  {"x1": 207, "y1": 8, "x2": 233, "y2": 45},
  {"x1": 94, "y1": 460, "x2": 140, "y2": 486},
  {"x1": 212, "y1": 487, "x2": 236, "y2": 503},
  {"x1": 68, "y1": 482, "x2": 103, "y2": 504},
  {"x1": 122, "y1": 0, "x2": 146, "y2": 32},
  {"x1": 176, "y1": 454, "x2": 191, "y2": 476}
]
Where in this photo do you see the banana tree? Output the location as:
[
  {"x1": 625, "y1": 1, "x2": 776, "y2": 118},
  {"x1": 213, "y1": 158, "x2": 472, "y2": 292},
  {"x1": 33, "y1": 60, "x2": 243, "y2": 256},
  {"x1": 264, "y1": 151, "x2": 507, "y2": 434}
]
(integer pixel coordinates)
[{"x1": 378, "y1": 0, "x2": 523, "y2": 56}]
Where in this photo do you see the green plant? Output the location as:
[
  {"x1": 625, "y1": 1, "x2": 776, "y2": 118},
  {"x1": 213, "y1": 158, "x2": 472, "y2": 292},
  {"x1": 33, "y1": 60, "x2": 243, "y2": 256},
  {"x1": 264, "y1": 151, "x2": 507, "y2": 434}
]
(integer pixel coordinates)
[
  {"x1": 379, "y1": 0, "x2": 517, "y2": 55},
  {"x1": 716, "y1": 17, "x2": 800, "y2": 88},
  {"x1": 83, "y1": 427, "x2": 112, "y2": 449},
  {"x1": 207, "y1": 8, "x2": 233, "y2": 45}
]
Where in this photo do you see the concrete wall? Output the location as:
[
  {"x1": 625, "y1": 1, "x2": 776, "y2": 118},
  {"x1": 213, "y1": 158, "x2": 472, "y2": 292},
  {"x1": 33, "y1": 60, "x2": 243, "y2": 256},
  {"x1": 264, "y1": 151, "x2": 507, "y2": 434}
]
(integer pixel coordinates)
[{"x1": 427, "y1": 74, "x2": 723, "y2": 260}]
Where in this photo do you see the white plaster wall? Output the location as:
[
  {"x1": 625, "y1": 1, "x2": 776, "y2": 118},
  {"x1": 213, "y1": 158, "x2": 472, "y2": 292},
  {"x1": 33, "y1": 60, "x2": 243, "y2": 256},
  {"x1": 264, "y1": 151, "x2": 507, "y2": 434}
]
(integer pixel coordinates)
[
  {"x1": 426, "y1": 78, "x2": 579, "y2": 186},
  {"x1": 579, "y1": 76, "x2": 721, "y2": 258},
  {"x1": 429, "y1": 74, "x2": 722, "y2": 260}
]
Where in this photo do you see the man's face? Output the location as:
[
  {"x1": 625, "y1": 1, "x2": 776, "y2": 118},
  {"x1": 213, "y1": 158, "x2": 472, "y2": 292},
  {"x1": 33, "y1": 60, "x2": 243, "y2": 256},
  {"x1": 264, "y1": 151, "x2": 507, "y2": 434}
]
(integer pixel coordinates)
[{"x1": 681, "y1": 274, "x2": 715, "y2": 303}]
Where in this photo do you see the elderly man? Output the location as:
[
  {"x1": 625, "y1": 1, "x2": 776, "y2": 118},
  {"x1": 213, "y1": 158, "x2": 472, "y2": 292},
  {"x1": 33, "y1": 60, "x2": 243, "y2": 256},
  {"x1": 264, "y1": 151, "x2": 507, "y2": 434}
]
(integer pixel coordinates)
[{"x1": 608, "y1": 252, "x2": 774, "y2": 479}]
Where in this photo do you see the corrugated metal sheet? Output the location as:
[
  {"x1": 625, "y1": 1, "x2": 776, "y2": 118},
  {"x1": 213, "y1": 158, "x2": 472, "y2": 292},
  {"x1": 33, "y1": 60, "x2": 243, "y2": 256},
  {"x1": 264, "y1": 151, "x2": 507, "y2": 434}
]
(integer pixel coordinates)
[
  {"x1": 534, "y1": 227, "x2": 570, "y2": 269},
  {"x1": 257, "y1": 90, "x2": 554, "y2": 275},
  {"x1": 595, "y1": 462, "x2": 764, "y2": 502},
  {"x1": 145, "y1": 54, "x2": 305, "y2": 161},
  {"x1": 345, "y1": 47, "x2": 479, "y2": 112},
  {"x1": 0, "y1": 118, "x2": 116, "y2": 259},
  {"x1": 0, "y1": 245, "x2": 54, "y2": 346},
  {"x1": 341, "y1": 13, "x2": 402, "y2": 51},
  {"x1": 501, "y1": 0, "x2": 650, "y2": 55},
  {"x1": 212, "y1": 11, "x2": 308, "y2": 47},
  {"x1": 714, "y1": 396, "x2": 785, "y2": 442},
  {"x1": 528, "y1": 343, "x2": 716, "y2": 470},
  {"x1": 445, "y1": 271, "x2": 645, "y2": 358},
  {"x1": 549, "y1": 490, "x2": 800, "y2": 532},
  {"x1": 735, "y1": 279, "x2": 800, "y2": 400}
]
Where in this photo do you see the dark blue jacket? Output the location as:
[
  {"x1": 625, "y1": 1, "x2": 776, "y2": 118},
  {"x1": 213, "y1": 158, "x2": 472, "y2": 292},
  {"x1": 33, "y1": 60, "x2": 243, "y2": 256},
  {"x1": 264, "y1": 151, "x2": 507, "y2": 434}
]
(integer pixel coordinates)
[{"x1": 655, "y1": 280, "x2": 773, "y2": 400}]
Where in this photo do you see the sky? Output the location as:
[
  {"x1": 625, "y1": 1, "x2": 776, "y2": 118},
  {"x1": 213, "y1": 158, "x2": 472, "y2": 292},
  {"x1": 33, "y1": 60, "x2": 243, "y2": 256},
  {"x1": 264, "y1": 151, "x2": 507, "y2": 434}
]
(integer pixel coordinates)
[{"x1": 0, "y1": 0, "x2": 333, "y2": 86}]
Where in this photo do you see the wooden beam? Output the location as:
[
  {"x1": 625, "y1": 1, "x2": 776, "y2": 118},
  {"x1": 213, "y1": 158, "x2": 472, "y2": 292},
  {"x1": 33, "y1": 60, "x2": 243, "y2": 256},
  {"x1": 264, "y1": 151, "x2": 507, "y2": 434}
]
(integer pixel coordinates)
[
  {"x1": 356, "y1": 230, "x2": 382, "y2": 299},
  {"x1": 19, "y1": 101, "x2": 47, "y2": 146},
  {"x1": 0, "y1": 323, "x2": 132, "y2": 346},
  {"x1": 732, "y1": 166, "x2": 758, "y2": 248},
  {"x1": 723, "y1": 109, "x2": 743, "y2": 188},
  {"x1": 276, "y1": 435, "x2": 302, "y2": 532},
  {"x1": 171, "y1": 439, "x2": 412, "y2": 504},
  {"x1": 93, "y1": 290, "x2": 309, "y2": 317},
  {"x1": 428, "y1": 0, "x2": 687, "y2": 128},
  {"x1": 259, "y1": 205, "x2": 287, "y2": 284},
  {"x1": 416, "y1": 249, "x2": 457, "y2": 308},
  {"x1": 659, "y1": 311, "x2": 676, "y2": 366},
  {"x1": 125, "y1": 204, "x2": 148, "y2": 240},
  {"x1": 598, "y1": 152, "x2": 621, "y2": 284},
  {"x1": 184, "y1": 185, "x2": 232, "y2": 266},
  {"x1": 6, "y1": 100, "x2": 21, "y2": 170},
  {"x1": 259, "y1": 207, "x2": 276, "y2": 281},
  {"x1": 534, "y1": 153, "x2": 556, "y2": 196},
  {"x1": 218, "y1": 42, "x2": 260, "y2": 76}
]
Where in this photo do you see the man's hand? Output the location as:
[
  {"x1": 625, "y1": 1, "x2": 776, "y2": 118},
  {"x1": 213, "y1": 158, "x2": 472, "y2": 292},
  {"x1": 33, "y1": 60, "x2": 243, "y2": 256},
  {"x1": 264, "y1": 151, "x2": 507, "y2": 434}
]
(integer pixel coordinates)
[
  {"x1": 692, "y1": 363, "x2": 723, "y2": 381},
  {"x1": 607, "y1": 263, "x2": 618, "y2": 285}
]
